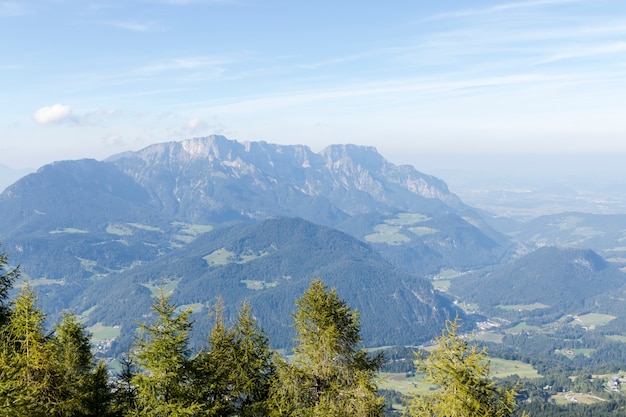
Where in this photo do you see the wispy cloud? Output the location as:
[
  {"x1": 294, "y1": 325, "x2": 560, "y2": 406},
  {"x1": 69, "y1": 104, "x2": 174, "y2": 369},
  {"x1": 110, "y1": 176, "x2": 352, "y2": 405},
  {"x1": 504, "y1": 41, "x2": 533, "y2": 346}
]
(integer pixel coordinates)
[
  {"x1": 430, "y1": 0, "x2": 585, "y2": 20},
  {"x1": 102, "y1": 133, "x2": 124, "y2": 146},
  {"x1": 0, "y1": 1, "x2": 28, "y2": 17},
  {"x1": 133, "y1": 56, "x2": 231, "y2": 76},
  {"x1": 541, "y1": 41, "x2": 626, "y2": 63},
  {"x1": 146, "y1": 0, "x2": 238, "y2": 5},
  {"x1": 188, "y1": 72, "x2": 562, "y2": 116},
  {"x1": 107, "y1": 20, "x2": 157, "y2": 32}
]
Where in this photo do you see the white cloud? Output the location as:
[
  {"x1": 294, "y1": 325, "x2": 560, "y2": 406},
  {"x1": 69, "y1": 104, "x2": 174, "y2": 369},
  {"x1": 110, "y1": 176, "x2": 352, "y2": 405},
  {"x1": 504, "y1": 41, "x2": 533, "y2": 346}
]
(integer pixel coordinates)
[
  {"x1": 33, "y1": 105, "x2": 117, "y2": 126},
  {"x1": 186, "y1": 118, "x2": 202, "y2": 129},
  {"x1": 184, "y1": 117, "x2": 210, "y2": 135},
  {"x1": 102, "y1": 133, "x2": 124, "y2": 146},
  {"x1": 33, "y1": 104, "x2": 73, "y2": 125}
]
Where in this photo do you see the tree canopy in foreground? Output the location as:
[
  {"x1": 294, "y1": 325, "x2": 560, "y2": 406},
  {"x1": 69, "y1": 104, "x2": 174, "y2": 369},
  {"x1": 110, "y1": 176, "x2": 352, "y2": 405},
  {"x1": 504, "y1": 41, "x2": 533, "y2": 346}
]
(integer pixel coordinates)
[{"x1": 405, "y1": 318, "x2": 525, "y2": 417}]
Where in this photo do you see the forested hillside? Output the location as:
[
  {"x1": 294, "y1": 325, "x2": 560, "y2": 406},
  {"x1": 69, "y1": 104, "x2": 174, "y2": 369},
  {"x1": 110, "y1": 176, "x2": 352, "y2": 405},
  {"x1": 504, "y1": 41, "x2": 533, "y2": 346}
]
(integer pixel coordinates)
[
  {"x1": 71, "y1": 217, "x2": 460, "y2": 353},
  {"x1": 0, "y1": 137, "x2": 511, "y2": 346},
  {"x1": 450, "y1": 246, "x2": 626, "y2": 316},
  {"x1": 0, "y1": 248, "x2": 523, "y2": 417}
]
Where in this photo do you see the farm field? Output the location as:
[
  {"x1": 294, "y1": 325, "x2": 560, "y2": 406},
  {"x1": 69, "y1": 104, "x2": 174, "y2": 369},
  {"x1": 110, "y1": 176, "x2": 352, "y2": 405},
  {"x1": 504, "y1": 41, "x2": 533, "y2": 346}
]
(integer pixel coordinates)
[
  {"x1": 497, "y1": 303, "x2": 549, "y2": 311},
  {"x1": 88, "y1": 322, "x2": 121, "y2": 342},
  {"x1": 504, "y1": 322, "x2": 541, "y2": 333},
  {"x1": 572, "y1": 313, "x2": 616, "y2": 328},
  {"x1": 378, "y1": 372, "x2": 433, "y2": 396},
  {"x1": 378, "y1": 358, "x2": 540, "y2": 396},
  {"x1": 490, "y1": 358, "x2": 541, "y2": 379},
  {"x1": 142, "y1": 279, "x2": 180, "y2": 296},
  {"x1": 551, "y1": 392, "x2": 605, "y2": 405},
  {"x1": 472, "y1": 332, "x2": 504, "y2": 344}
]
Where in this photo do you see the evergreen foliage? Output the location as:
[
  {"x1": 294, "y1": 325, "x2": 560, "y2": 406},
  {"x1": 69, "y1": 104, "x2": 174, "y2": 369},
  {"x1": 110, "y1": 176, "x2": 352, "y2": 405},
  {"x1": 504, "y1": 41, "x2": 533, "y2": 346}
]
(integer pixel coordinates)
[
  {"x1": 268, "y1": 279, "x2": 384, "y2": 417},
  {"x1": 193, "y1": 300, "x2": 275, "y2": 416},
  {"x1": 0, "y1": 246, "x2": 18, "y2": 326},
  {"x1": 130, "y1": 290, "x2": 200, "y2": 416},
  {"x1": 0, "y1": 246, "x2": 533, "y2": 417},
  {"x1": 450, "y1": 246, "x2": 625, "y2": 315},
  {"x1": 0, "y1": 262, "x2": 111, "y2": 417},
  {"x1": 405, "y1": 319, "x2": 523, "y2": 417},
  {"x1": 51, "y1": 312, "x2": 112, "y2": 415},
  {"x1": 0, "y1": 284, "x2": 57, "y2": 416}
]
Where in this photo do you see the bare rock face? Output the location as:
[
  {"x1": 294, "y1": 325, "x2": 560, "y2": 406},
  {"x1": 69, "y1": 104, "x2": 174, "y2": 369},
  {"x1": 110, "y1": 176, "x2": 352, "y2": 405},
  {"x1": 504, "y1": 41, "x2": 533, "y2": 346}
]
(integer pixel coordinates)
[{"x1": 108, "y1": 135, "x2": 464, "y2": 223}]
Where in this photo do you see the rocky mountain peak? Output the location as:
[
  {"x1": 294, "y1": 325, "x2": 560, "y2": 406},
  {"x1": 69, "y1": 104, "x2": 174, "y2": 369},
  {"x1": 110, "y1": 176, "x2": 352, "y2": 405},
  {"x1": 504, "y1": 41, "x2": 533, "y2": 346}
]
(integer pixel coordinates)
[{"x1": 104, "y1": 136, "x2": 467, "y2": 222}]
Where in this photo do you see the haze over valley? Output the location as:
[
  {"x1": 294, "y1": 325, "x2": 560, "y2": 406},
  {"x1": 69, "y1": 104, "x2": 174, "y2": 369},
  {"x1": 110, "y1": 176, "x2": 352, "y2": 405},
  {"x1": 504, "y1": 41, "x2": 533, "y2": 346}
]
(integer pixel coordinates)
[{"x1": 3, "y1": 1, "x2": 626, "y2": 415}]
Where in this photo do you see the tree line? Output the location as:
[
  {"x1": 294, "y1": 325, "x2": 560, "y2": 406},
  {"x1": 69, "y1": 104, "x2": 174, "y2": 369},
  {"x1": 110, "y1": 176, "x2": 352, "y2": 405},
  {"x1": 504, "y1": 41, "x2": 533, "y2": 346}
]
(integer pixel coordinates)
[{"x1": 0, "y1": 246, "x2": 521, "y2": 416}]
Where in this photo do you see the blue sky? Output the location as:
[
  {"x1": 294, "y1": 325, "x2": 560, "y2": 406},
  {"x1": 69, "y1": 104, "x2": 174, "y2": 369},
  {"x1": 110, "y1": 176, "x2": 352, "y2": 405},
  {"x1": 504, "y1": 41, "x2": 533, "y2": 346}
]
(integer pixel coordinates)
[{"x1": 1, "y1": 0, "x2": 626, "y2": 169}]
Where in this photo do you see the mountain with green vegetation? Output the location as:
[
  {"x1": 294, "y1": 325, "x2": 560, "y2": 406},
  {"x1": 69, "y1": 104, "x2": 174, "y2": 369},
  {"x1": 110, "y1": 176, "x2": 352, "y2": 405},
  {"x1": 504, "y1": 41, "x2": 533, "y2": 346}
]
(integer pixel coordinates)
[
  {"x1": 509, "y1": 211, "x2": 626, "y2": 270},
  {"x1": 339, "y1": 210, "x2": 513, "y2": 276},
  {"x1": 71, "y1": 217, "x2": 460, "y2": 352},
  {"x1": 449, "y1": 246, "x2": 626, "y2": 317},
  {"x1": 0, "y1": 136, "x2": 511, "y2": 328},
  {"x1": 0, "y1": 163, "x2": 31, "y2": 193}
]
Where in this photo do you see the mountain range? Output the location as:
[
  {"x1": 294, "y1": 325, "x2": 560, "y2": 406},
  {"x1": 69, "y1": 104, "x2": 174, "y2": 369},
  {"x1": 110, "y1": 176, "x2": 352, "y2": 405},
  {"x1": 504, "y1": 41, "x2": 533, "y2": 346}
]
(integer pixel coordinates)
[
  {"x1": 0, "y1": 135, "x2": 515, "y2": 349},
  {"x1": 5, "y1": 135, "x2": 622, "y2": 352}
]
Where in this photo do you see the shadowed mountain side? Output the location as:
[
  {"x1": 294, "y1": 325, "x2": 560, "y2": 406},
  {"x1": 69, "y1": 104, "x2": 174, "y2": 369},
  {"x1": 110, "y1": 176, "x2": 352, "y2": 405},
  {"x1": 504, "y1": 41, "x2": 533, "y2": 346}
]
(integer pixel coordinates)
[
  {"x1": 75, "y1": 218, "x2": 461, "y2": 351},
  {"x1": 337, "y1": 211, "x2": 513, "y2": 276},
  {"x1": 0, "y1": 136, "x2": 513, "y2": 323},
  {"x1": 450, "y1": 246, "x2": 626, "y2": 315},
  {"x1": 0, "y1": 159, "x2": 158, "y2": 238}
]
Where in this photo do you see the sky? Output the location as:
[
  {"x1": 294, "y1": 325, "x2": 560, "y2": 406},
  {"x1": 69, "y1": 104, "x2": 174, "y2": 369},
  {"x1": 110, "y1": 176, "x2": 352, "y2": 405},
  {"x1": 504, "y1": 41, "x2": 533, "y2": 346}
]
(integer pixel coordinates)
[{"x1": 1, "y1": 0, "x2": 626, "y2": 170}]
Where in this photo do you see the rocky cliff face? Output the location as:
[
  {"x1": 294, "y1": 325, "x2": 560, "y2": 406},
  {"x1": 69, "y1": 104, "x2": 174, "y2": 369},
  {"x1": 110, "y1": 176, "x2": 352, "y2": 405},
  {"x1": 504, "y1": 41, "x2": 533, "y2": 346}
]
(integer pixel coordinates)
[{"x1": 109, "y1": 135, "x2": 464, "y2": 223}]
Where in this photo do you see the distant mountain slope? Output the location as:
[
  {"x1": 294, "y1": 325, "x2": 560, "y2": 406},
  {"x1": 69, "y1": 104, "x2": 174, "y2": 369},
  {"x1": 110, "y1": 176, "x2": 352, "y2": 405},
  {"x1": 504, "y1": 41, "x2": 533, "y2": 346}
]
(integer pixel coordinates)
[
  {"x1": 74, "y1": 217, "x2": 461, "y2": 351},
  {"x1": 0, "y1": 136, "x2": 512, "y2": 287},
  {"x1": 337, "y1": 211, "x2": 513, "y2": 275},
  {"x1": 0, "y1": 163, "x2": 32, "y2": 193},
  {"x1": 0, "y1": 136, "x2": 511, "y2": 340},
  {"x1": 450, "y1": 246, "x2": 626, "y2": 314},
  {"x1": 0, "y1": 159, "x2": 158, "y2": 238},
  {"x1": 509, "y1": 212, "x2": 626, "y2": 269}
]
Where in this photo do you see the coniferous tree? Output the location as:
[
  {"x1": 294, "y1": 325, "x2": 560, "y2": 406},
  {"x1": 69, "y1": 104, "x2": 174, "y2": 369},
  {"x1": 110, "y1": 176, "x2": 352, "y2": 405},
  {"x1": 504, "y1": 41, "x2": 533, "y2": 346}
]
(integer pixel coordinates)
[
  {"x1": 51, "y1": 311, "x2": 112, "y2": 416},
  {"x1": 192, "y1": 299, "x2": 234, "y2": 416},
  {"x1": 0, "y1": 284, "x2": 56, "y2": 416},
  {"x1": 0, "y1": 246, "x2": 18, "y2": 327},
  {"x1": 111, "y1": 354, "x2": 139, "y2": 416},
  {"x1": 131, "y1": 290, "x2": 200, "y2": 416},
  {"x1": 193, "y1": 300, "x2": 275, "y2": 416},
  {"x1": 269, "y1": 279, "x2": 384, "y2": 417},
  {"x1": 404, "y1": 318, "x2": 525, "y2": 417},
  {"x1": 230, "y1": 302, "x2": 275, "y2": 417}
]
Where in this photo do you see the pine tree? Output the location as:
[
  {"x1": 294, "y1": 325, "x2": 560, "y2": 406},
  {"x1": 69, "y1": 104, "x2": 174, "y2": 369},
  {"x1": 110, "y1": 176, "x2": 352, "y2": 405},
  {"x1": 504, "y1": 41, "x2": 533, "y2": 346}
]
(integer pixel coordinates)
[
  {"x1": 230, "y1": 302, "x2": 275, "y2": 417},
  {"x1": 269, "y1": 279, "x2": 384, "y2": 417},
  {"x1": 193, "y1": 300, "x2": 275, "y2": 416},
  {"x1": 404, "y1": 318, "x2": 524, "y2": 417},
  {"x1": 0, "y1": 284, "x2": 56, "y2": 416},
  {"x1": 192, "y1": 299, "x2": 234, "y2": 416},
  {"x1": 0, "y1": 246, "x2": 18, "y2": 327},
  {"x1": 51, "y1": 311, "x2": 112, "y2": 416},
  {"x1": 111, "y1": 354, "x2": 139, "y2": 416},
  {"x1": 131, "y1": 290, "x2": 200, "y2": 416}
]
